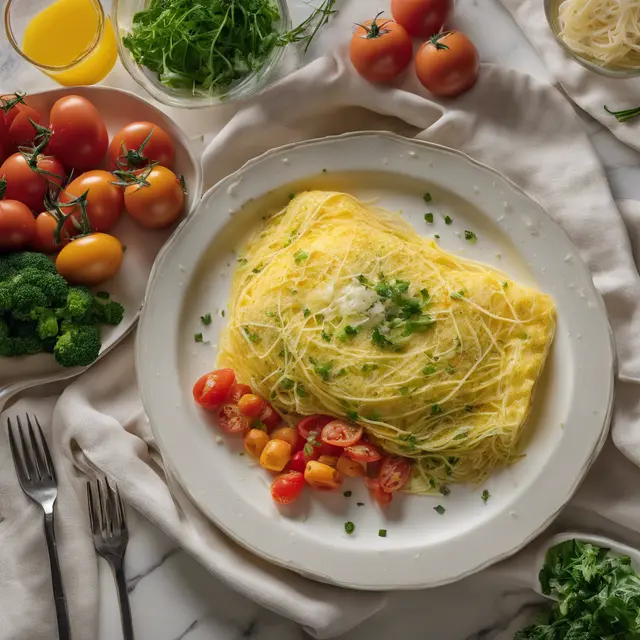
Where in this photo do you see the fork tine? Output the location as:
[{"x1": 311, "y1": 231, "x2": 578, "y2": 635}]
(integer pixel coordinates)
[
  {"x1": 87, "y1": 482, "x2": 99, "y2": 534},
  {"x1": 16, "y1": 416, "x2": 35, "y2": 481},
  {"x1": 105, "y1": 477, "x2": 119, "y2": 532},
  {"x1": 115, "y1": 483, "x2": 127, "y2": 532},
  {"x1": 96, "y1": 478, "x2": 110, "y2": 537},
  {"x1": 7, "y1": 418, "x2": 28, "y2": 485},
  {"x1": 34, "y1": 415, "x2": 55, "y2": 482},
  {"x1": 26, "y1": 415, "x2": 45, "y2": 481}
]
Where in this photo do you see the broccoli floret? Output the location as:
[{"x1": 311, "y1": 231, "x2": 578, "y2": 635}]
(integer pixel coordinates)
[
  {"x1": 92, "y1": 299, "x2": 125, "y2": 325},
  {"x1": 0, "y1": 284, "x2": 10, "y2": 312},
  {"x1": 58, "y1": 286, "x2": 94, "y2": 321},
  {"x1": 9, "y1": 268, "x2": 68, "y2": 307},
  {"x1": 12, "y1": 284, "x2": 48, "y2": 319},
  {"x1": 54, "y1": 325, "x2": 102, "y2": 367},
  {"x1": 36, "y1": 309, "x2": 59, "y2": 340},
  {"x1": 12, "y1": 335, "x2": 43, "y2": 356},
  {"x1": 0, "y1": 252, "x2": 56, "y2": 277}
]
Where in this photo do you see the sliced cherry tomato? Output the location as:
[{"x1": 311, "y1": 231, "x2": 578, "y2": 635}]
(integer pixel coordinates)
[
  {"x1": 271, "y1": 471, "x2": 305, "y2": 505},
  {"x1": 391, "y1": 0, "x2": 453, "y2": 38},
  {"x1": 32, "y1": 211, "x2": 70, "y2": 254},
  {"x1": 321, "y1": 420, "x2": 363, "y2": 447},
  {"x1": 192, "y1": 368, "x2": 236, "y2": 409},
  {"x1": 379, "y1": 456, "x2": 412, "y2": 493},
  {"x1": 124, "y1": 165, "x2": 184, "y2": 229},
  {"x1": 297, "y1": 415, "x2": 333, "y2": 440},
  {"x1": 318, "y1": 441, "x2": 344, "y2": 457},
  {"x1": 345, "y1": 441, "x2": 382, "y2": 463},
  {"x1": 55, "y1": 233, "x2": 123, "y2": 285},
  {"x1": 237, "y1": 394, "x2": 267, "y2": 418},
  {"x1": 350, "y1": 15, "x2": 413, "y2": 84},
  {"x1": 217, "y1": 403, "x2": 250, "y2": 434},
  {"x1": 107, "y1": 121, "x2": 175, "y2": 171},
  {"x1": 1, "y1": 94, "x2": 43, "y2": 148},
  {"x1": 227, "y1": 383, "x2": 252, "y2": 403},
  {"x1": 47, "y1": 95, "x2": 108, "y2": 172},
  {"x1": 0, "y1": 152, "x2": 66, "y2": 212},
  {"x1": 0, "y1": 200, "x2": 36, "y2": 252},
  {"x1": 366, "y1": 478, "x2": 394, "y2": 505},
  {"x1": 337, "y1": 455, "x2": 365, "y2": 477},
  {"x1": 60, "y1": 170, "x2": 124, "y2": 234},
  {"x1": 259, "y1": 403, "x2": 281, "y2": 429},
  {"x1": 286, "y1": 449, "x2": 318, "y2": 473}
]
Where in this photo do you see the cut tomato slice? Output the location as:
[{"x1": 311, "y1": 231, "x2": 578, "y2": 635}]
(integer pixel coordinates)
[
  {"x1": 321, "y1": 420, "x2": 363, "y2": 447},
  {"x1": 379, "y1": 455, "x2": 411, "y2": 493},
  {"x1": 365, "y1": 477, "x2": 393, "y2": 505},
  {"x1": 297, "y1": 414, "x2": 333, "y2": 440},
  {"x1": 216, "y1": 404, "x2": 250, "y2": 434},
  {"x1": 345, "y1": 441, "x2": 382, "y2": 463}
]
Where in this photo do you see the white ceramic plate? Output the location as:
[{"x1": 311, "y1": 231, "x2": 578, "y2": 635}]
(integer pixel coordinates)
[
  {"x1": 137, "y1": 132, "x2": 614, "y2": 590},
  {"x1": 0, "y1": 86, "x2": 202, "y2": 408}
]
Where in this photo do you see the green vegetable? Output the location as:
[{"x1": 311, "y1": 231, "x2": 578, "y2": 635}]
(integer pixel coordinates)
[
  {"x1": 201, "y1": 313, "x2": 212, "y2": 325},
  {"x1": 431, "y1": 404, "x2": 442, "y2": 415},
  {"x1": 378, "y1": 529, "x2": 387, "y2": 537},
  {"x1": 444, "y1": 215, "x2": 452, "y2": 225},
  {"x1": 194, "y1": 332, "x2": 204, "y2": 343},
  {"x1": 481, "y1": 489, "x2": 490, "y2": 503},
  {"x1": 343, "y1": 491, "x2": 352, "y2": 497},
  {"x1": 303, "y1": 308, "x2": 311, "y2": 318},
  {"x1": 605, "y1": 104, "x2": 640, "y2": 123},
  {"x1": 449, "y1": 291, "x2": 464, "y2": 300},
  {"x1": 464, "y1": 230, "x2": 477, "y2": 243},
  {"x1": 294, "y1": 249, "x2": 309, "y2": 264},
  {"x1": 337, "y1": 325, "x2": 360, "y2": 341},
  {"x1": 423, "y1": 365, "x2": 437, "y2": 375},
  {"x1": 357, "y1": 502, "x2": 365, "y2": 507},
  {"x1": 54, "y1": 325, "x2": 102, "y2": 367},
  {"x1": 424, "y1": 213, "x2": 433, "y2": 223},
  {"x1": 344, "y1": 521, "x2": 355, "y2": 535},
  {"x1": 423, "y1": 192, "x2": 432, "y2": 203},
  {"x1": 310, "y1": 357, "x2": 333, "y2": 381},
  {"x1": 123, "y1": 0, "x2": 336, "y2": 96},
  {"x1": 434, "y1": 505, "x2": 445, "y2": 515},
  {"x1": 515, "y1": 539, "x2": 640, "y2": 639}
]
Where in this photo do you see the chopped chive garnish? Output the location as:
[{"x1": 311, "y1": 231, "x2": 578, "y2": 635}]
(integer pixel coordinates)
[
  {"x1": 303, "y1": 308, "x2": 311, "y2": 318},
  {"x1": 294, "y1": 249, "x2": 309, "y2": 264},
  {"x1": 464, "y1": 230, "x2": 477, "y2": 243},
  {"x1": 288, "y1": 193, "x2": 296, "y2": 200},
  {"x1": 201, "y1": 313, "x2": 212, "y2": 325},
  {"x1": 194, "y1": 333, "x2": 203, "y2": 343},
  {"x1": 434, "y1": 505, "x2": 446, "y2": 515},
  {"x1": 439, "y1": 485, "x2": 450, "y2": 496},
  {"x1": 344, "y1": 521, "x2": 355, "y2": 535},
  {"x1": 424, "y1": 213, "x2": 434, "y2": 223},
  {"x1": 399, "y1": 386, "x2": 410, "y2": 396},
  {"x1": 423, "y1": 365, "x2": 437, "y2": 375},
  {"x1": 423, "y1": 192, "x2": 432, "y2": 203},
  {"x1": 346, "y1": 410, "x2": 359, "y2": 422},
  {"x1": 378, "y1": 529, "x2": 387, "y2": 537},
  {"x1": 464, "y1": 405, "x2": 473, "y2": 412},
  {"x1": 444, "y1": 215, "x2": 453, "y2": 225},
  {"x1": 434, "y1": 234, "x2": 440, "y2": 239},
  {"x1": 431, "y1": 404, "x2": 442, "y2": 415},
  {"x1": 449, "y1": 291, "x2": 464, "y2": 300},
  {"x1": 357, "y1": 502, "x2": 365, "y2": 507},
  {"x1": 343, "y1": 491, "x2": 352, "y2": 497},
  {"x1": 221, "y1": 310, "x2": 225, "y2": 317},
  {"x1": 482, "y1": 490, "x2": 491, "y2": 503}
]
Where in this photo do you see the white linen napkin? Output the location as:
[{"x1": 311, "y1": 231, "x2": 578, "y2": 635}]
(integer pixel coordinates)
[
  {"x1": 4, "y1": 26, "x2": 640, "y2": 640},
  {"x1": 498, "y1": 0, "x2": 640, "y2": 151}
]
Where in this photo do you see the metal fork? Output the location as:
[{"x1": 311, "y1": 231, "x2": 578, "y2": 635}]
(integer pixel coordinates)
[
  {"x1": 87, "y1": 478, "x2": 134, "y2": 640},
  {"x1": 7, "y1": 415, "x2": 71, "y2": 640}
]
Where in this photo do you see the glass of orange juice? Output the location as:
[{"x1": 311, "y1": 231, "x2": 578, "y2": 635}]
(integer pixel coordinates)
[{"x1": 4, "y1": 0, "x2": 118, "y2": 86}]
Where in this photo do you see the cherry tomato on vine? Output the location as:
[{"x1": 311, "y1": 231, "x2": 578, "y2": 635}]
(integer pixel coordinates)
[
  {"x1": 1, "y1": 94, "x2": 43, "y2": 148},
  {"x1": 391, "y1": 0, "x2": 453, "y2": 38},
  {"x1": 47, "y1": 95, "x2": 108, "y2": 172},
  {"x1": 414, "y1": 31, "x2": 480, "y2": 98},
  {"x1": 192, "y1": 368, "x2": 236, "y2": 409},
  {"x1": 124, "y1": 165, "x2": 184, "y2": 229},
  {"x1": 59, "y1": 170, "x2": 124, "y2": 234},
  {"x1": 0, "y1": 200, "x2": 36, "y2": 252},
  {"x1": 0, "y1": 152, "x2": 66, "y2": 212},
  {"x1": 107, "y1": 122, "x2": 175, "y2": 171},
  {"x1": 32, "y1": 211, "x2": 70, "y2": 254},
  {"x1": 56, "y1": 232, "x2": 123, "y2": 285},
  {"x1": 350, "y1": 15, "x2": 413, "y2": 84}
]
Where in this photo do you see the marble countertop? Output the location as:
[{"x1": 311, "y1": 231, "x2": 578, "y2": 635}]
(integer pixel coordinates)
[{"x1": 2, "y1": 0, "x2": 640, "y2": 638}]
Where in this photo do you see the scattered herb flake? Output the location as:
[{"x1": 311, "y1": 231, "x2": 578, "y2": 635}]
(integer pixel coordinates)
[
  {"x1": 321, "y1": 331, "x2": 332, "y2": 342},
  {"x1": 280, "y1": 378, "x2": 295, "y2": 390},
  {"x1": 423, "y1": 192, "x2": 432, "y2": 203},
  {"x1": 343, "y1": 491, "x2": 352, "y2": 497},
  {"x1": 445, "y1": 364, "x2": 456, "y2": 374},
  {"x1": 439, "y1": 485, "x2": 451, "y2": 496},
  {"x1": 221, "y1": 310, "x2": 225, "y2": 317},
  {"x1": 431, "y1": 404, "x2": 442, "y2": 415},
  {"x1": 449, "y1": 290, "x2": 464, "y2": 300},
  {"x1": 378, "y1": 529, "x2": 387, "y2": 538},
  {"x1": 357, "y1": 502, "x2": 365, "y2": 507},
  {"x1": 482, "y1": 490, "x2": 490, "y2": 503},
  {"x1": 344, "y1": 521, "x2": 355, "y2": 535},
  {"x1": 296, "y1": 384, "x2": 308, "y2": 398},
  {"x1": 346, "y1": 410, "x2": 359, "y2": 422},
  {"x1": 288, "y1": 193, "x2": 296, "y2": 200},
  {"x1": 423, "y1": 365, "x2": 437, "y2": 375},
  {"x1": 464, "y1": 230, "x2": 477, "y2": 243},
  {"x1": 434, "y1": 505, "x2": 446, "y2": 515},
  {"x1": 200, "y1": 313, "x2": 212, "y2": 325},
  {"x1": 194, "y1": 332, "x2": 203, "y2": 343},
  {"x1": 294, "y1": 249, "x2": 309, "y2": 264},
  {"x1": 444, "y1": 215, "x2": 453, "y2": 225},
  {"x1": 434, "y1": 234, "x2": 440, "y2": 239},
  {"x1": 424, "y1": 213, "x2": 434, "y2": 223},
  {"x1": 399, "y1": 386, "x2": 410, "y2": 396},
  {"x1": 362, "y1": 363, "x2": 378, "y2": 373},
  {"x1": 303, "y1": 308, "x2": 311, "y2": 318},
  {"x1": 464, "y1": 405, "x2": 473, "y2": 412}
]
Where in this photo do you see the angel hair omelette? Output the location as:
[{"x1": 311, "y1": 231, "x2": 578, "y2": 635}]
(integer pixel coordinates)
[{"x1": 218, "y1": 191, "x2": 556, "y2": 491}]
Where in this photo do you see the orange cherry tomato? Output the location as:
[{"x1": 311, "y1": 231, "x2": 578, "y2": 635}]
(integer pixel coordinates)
[
  {"x1": 260, "y1": 439, "x2": 291, "y2": 472},
  {"x1": 217, "y1": 403, "x2": 250, "y2": 434},
  {"x1": 379, "y1": 456, "x2": 412, "y2": 493},
  {"x1": 271, "y1": 427, "x2": 303, "y2": 453},
  {"x1": 60, "y1": 170, "x2": 124, "y2": 234},
  {"x1": 124, "y1": 165, "x2": 184, "y2": 229},
  {"x1": 32, "y1": 211, "x2": 70, "y2": 254},
  {"x1": 244, "y1": 429, "x2": 271, "y2": 459},
  {"x1": 237, "y1": 394, "x2": 268, "y2": 419},
  {"x1": 271, "y1": 471, "x2": 305, "y2": 505},
  {"x1": 304, "y1": 461, "x2": 343, "y2": 491},
  {"x1": 228, "y1": 383, "x2": 252, "y2": 403},
  {"x1": 0, "y1": 200, "x2": 36, "y2": 252},
  {"x1": 345, "y1": 441, "x2": 382, "y2": 463},
  {"x1": 391, "y1": 0, "x2": 453, "y2": 38},
  {"x1": 55, "y1": 233, "x2": 123, "y2": 285},
  {"x1": 107, "y1": 121, "x2": 175, "y2": 171},
  {"x1": 350, "y1": 15, "x2": 413, "y2": 84},
  {"x1": 192, "y1": 368, "x2": 236, "y2": 409},
  {"x1": 321, "y1": 420, "x2": 363, "y2": 447},
  {"x1": 337, "y1": 455, "x2": 365, "y2": 478},
  {"x1": 414, "y1": 31, "x2": 480, "y2": 98}
]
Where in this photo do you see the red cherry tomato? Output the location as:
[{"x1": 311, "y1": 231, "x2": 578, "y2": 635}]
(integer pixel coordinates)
[
  {"x1": 366, "y1": 478, "x2": 394, "y2": 505},
  {"x1": 0, "y1": 152, "x2": 66, "y2": 212},
  {"x1": 1, "y1": 94, "x2": 43, "y2": 148},
  {"x1": 345, "y1": 441, "x2": 382, "y2": 463},
  {"x1": 318, "y1": 441, "x2": 345, "y2": 457},
  {"x1": 228, "y1": 383, "x2": 252, "y2": 404},
  {"x1": 297, "y1": 415, "x2": 333, "y2": 440},
  {"x1": 271, "y1": 471, "x2": 305, "y2": 505},
  {"x1": 60, "y1": 170, "x2": 124, "y2": 234},
  {"x1": 391, "y1": 0, "x2": 453, "y2": 38},
  {"x1": 350, "y1": 15, "x2": 413, "y2": 84},
  {"x1": 217, "y1": 404, "x2": 250, "y2": 434},
  {"x1": 32, "y1": 211, "x2": 70, "y2": 254},
  {"x1": 0, "y1": 200, "x2": 36, "y2": 251},
  {"x1": 107, "y1": 121, "x2": 175, "y2": 171},
  {"x1": 192, "y1": 369, "x2": 236, "y2": 409},
  {"x1": 286, "y1": 449, "x2": 319, "y2": 473},
  {"x1": 321, "y1": 420, "x2": 363, "y2": 447},
  {"x1": 379, "y1": 456, "x2": 412, "y2": 493},
  {"x1": 237, "y1": 394, "x2": 267, "y2": 418},
  {"x1": 47, "y1": 95, "x2": 108, "y2": 172},
  {"x1": 259, "y1": 402, "x2": 281, "y2": 429}
]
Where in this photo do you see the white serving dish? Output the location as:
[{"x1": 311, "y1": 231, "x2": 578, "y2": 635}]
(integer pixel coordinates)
[
  {"x1": 0, "y1": 86, "x2": 202, "y2": 410},
  {"x1": 137, "y1": 131, "x2": 614, "y2": 590}
]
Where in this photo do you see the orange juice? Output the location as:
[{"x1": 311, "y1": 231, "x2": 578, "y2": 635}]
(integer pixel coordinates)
[{"x1": 22, "y1": 0, "x2": 117, "y2": 86}]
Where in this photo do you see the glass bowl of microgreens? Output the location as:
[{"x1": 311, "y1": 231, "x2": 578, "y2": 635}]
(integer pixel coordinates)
[{"x1": 114, "y1": 0, "x2": 335, "y2": 109}]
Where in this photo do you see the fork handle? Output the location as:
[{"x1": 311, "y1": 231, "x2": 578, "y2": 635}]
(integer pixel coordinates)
[
  {"x1": 113, "y1": 562, "x2": 134, "y2": 640},
  {"x1": 43, "y1": 512, "x2": 71, "y2": 640}
]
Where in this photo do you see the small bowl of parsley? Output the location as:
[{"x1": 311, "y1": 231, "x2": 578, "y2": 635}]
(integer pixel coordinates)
[{"x1": 113, "y1": 0, "x2": 333, "y2": 108}]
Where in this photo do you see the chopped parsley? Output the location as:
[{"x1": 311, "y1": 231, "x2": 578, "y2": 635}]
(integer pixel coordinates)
[
  {"x1": 321, "y1": 330, "x2": 332, "y2": 342},
  {"x1": 243, "y1": 328, "x2": 260, "y2": 343},
  {"x1": 444, "y1": 215, "x2": 453, "y2": 225},
  {"x1": 449, "y1": 290, "x2": 464, "y2": 300},
  {"x1": 288, "y1": 192, "x2": 296, "y2": 200},
  {"x1": 434, "y1": 505, "x2": 446, "y2": 515},
  {"x1": 237, "y1": 257, "x2": 248, "y2": 265},
  {"x1": 424, "y1": 213, "x2": 434, "y2": 223},
  {"x1": 445, "y1": 364, "x2": 456, "y2": 374},
  {"x1": 464, "y1": 230, "x2": 478, "y2": 243},
  {"x1": 378, "y1": 529, "x2": 387, "y2": 538},
  {"x1": 423, "y1": 192, "x2": 432, "y2": 203},
  {"x1": 399, "y1": 433, "x2": 417, "y2": 448},
  {"x1": 221, "y1": 310, "x2": 225, "y2": 317},
  {"x1": 337, "y1": 325, "x2": 360, "y2": 341},
  {"x1": 194, "y1": 332, "x2": 203, "y2": 343},
  {"x1": 295, "y1": 384, "x2": 308, "y2": 398},
  {"x1": 252, "y1": 265, "x2": 263, "y2": 274},
  {"x1": 423, "y1": 365, "x2": 437, "y2": 375},
  {"x1": 343, "y1": 491, "x2": 352, "y2": 497},
  {"x1": 280, "y1": 378, "x2": 295, "y2": 390},
  {"x1": 357, "y1": 502, "x2": 365, "y2": 507},
  {"x1": 303, "y1": 308, "x2": 311, "y2": 318},
  {"x1": 362, "y1": 363, "x2": 378, "y2": 373},
  {"x1": 482, "y1": 489, "x2": 491, "y2": 503},
  {"x1": 310, "y1": 358, "x2": 333, "y2": 381},
  {"x1": 520, "y1": 332, "x2": 530, "y2": 340},
  {"x1": 294, "y1": 249, "x2": 309, "y2": 264},
  {"x1": 303, "y1": 432, "x2": 321, "y2": 456},
  {"x1": 346, "y1": 410, "x2": 359, "y2": 422},
  {"x1": 434, "y1": 234, "x2": 440, "y2": 239},
  {"x1": 464, "y1": 405, "x2": 473, "y2": 412},
  {"x1": 344, "y1": 521, "x2": 355, "y2": 535},
  {"x1": 431, "y1": 404, "x2": 442, "y2": 415},
  {"x1": 200, "y1": 313, "x2": 212, "y2": 325},
  {"x1": 501, "y1": 281, "x2": 508, "y2": 289},
  {"x1": 439, "y1": 485, "x2": 451, "y2": 496}
]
